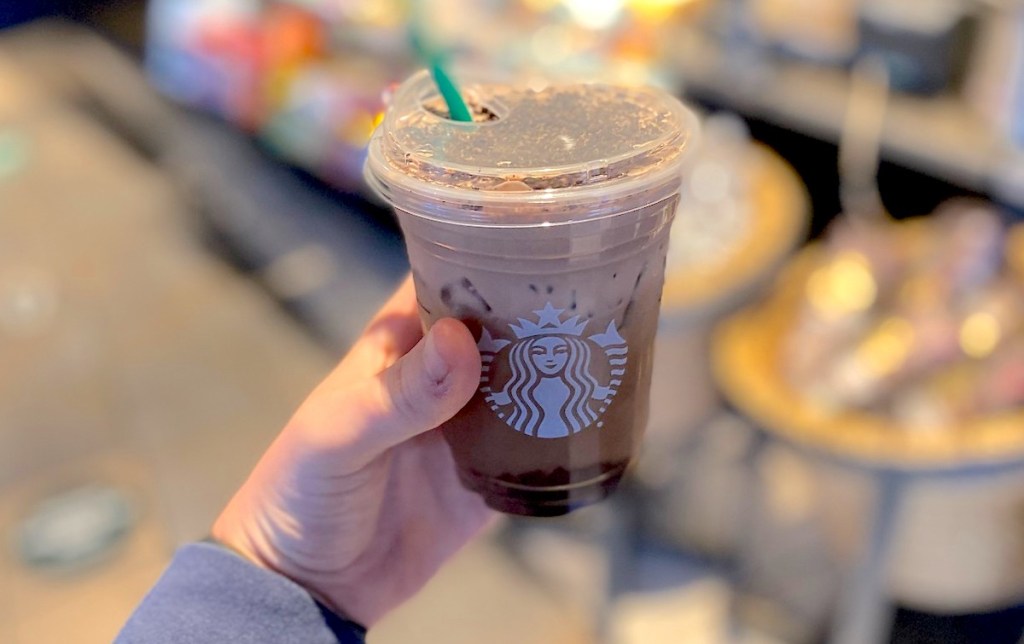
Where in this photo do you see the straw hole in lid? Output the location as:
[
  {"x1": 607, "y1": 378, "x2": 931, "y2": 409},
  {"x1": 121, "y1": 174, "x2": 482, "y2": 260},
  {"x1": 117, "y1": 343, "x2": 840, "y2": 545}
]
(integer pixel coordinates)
[{"x1": 421, "y1": 93, "x2": 502, "y2": 123}]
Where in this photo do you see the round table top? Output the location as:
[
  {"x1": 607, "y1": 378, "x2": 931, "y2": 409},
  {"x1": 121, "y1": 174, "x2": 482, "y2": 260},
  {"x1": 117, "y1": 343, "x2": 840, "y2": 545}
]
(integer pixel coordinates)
[
  {"x1": 661, "y1": 143, "x2": 809, "y2": 319},
  {"x1": 713, "y1": 222, "x2": 1024, "y2": 473}
]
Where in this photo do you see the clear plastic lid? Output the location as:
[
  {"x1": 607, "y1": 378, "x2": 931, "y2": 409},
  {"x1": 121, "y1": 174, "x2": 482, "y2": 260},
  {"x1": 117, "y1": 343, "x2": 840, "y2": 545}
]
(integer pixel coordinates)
[{"x1": 365, "y1": 70, "x2": 699, "y2": 225}]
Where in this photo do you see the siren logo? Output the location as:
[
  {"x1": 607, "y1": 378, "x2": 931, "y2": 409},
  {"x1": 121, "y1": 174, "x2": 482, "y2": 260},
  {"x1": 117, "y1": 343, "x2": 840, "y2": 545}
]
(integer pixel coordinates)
[{"x1": 477, "y1": 303, "x2": 627, "y2": 439}]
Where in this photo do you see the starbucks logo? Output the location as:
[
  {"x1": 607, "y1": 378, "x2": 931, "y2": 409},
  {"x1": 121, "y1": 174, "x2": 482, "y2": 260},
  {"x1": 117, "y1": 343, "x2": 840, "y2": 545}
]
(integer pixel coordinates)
[{"x1": 477, "y1": 303, "x2": 627, "y2": 439}]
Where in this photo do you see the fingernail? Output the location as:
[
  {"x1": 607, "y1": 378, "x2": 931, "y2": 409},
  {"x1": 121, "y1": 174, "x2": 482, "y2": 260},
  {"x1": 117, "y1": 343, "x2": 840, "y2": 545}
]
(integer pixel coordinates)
[{"x1": 423, "y1": 326, "x2": 450, "y2": 383}]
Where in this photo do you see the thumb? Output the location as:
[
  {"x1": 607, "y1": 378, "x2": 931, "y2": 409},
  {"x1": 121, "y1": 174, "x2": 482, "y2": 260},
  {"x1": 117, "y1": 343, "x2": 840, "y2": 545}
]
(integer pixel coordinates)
[{"x1": 357, "y1": 318, "x2": 481, "y2": 453}]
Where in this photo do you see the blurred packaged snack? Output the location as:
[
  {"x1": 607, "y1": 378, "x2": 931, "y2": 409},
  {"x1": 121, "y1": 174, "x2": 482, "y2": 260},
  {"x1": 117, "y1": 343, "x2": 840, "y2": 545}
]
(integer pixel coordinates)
[
  {"x1": 144, "y1": 0, "x2": 710, "y2": 194},
  {"x1": 858, "y1": 0, "x2": 972, "y2": 95},
  {"x1": 782, "y1": 200, "x2": 1024, "y2": 428},
  {"x1": 745, "y1": 0, "x2": 859, "y2": 63},
  {"x1": 146, "y1": 0, "x2": 404, "y2": 193},
  {"x1": 965, "y1": 2, "x2": 1024, "y2": 148}
]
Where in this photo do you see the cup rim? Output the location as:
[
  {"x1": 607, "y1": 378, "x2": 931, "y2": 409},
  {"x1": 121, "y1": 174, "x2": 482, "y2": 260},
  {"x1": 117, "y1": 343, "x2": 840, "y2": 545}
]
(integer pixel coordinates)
[{"x1": 363, "y1": 70, "x2": 700, "y2": 227}]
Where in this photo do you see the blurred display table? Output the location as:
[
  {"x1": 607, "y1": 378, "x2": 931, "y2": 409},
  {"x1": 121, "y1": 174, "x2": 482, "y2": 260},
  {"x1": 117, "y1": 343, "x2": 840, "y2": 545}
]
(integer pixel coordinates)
[{"x1": 715, "y1": 239, "x2": 1024, "y2": 644}]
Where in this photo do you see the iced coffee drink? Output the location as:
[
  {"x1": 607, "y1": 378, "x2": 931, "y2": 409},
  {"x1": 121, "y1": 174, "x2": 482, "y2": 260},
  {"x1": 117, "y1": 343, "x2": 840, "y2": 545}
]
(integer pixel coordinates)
[{"x1": 365, "y1": 71, "x2": 698, "y2": 516}]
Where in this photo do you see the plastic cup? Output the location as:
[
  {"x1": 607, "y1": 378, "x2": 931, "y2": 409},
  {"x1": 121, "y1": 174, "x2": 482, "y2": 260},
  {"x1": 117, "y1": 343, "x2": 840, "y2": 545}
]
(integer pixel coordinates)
[{"x1": 365, "y1": 70, "x2": 699, "y2": 516}]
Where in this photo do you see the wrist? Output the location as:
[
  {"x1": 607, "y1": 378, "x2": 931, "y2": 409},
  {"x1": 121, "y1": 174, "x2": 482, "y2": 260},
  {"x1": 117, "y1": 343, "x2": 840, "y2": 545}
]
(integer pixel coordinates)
[
  {"x1": 210, "y1": 514, "x2": 265, "y2": 569},
  {"x1": 201, "y1": 533, "x2": 368, "y2": 635},
  {"x1": 209, "y1": 517, "x2": 360, "y2": 623}
]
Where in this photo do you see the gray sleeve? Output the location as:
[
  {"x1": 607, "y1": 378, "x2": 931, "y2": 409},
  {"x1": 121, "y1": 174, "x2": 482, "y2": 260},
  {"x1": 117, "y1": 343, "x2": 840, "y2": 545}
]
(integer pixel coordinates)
[{"x1": 117, "y1": 542, "x2": 366, "y2": 643}]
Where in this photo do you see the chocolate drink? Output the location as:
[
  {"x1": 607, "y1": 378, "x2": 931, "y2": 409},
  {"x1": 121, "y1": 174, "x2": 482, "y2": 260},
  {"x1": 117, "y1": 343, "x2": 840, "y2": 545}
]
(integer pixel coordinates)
[
  {"x1": 365, "y1": 71, "x2": 698, "y2": 516},
  {"x1": 411, "y1": 240, "x2": 671, "y2": 516}
]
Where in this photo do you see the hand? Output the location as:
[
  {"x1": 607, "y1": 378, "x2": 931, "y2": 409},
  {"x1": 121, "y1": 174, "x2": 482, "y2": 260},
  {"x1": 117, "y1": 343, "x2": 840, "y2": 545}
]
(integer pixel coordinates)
[{"x1": 212, "y1": 276, "x2": 495, "y2": 627}]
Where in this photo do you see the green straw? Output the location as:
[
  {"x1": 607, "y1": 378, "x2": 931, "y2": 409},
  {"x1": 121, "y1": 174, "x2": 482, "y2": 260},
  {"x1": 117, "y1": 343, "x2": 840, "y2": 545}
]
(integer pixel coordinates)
[
  {"x1": 429, "y1": 61, "x2": 473, "y2": 122},
  {"x1": 409, "y1": 14, "x2": 472, "y2": 122}
]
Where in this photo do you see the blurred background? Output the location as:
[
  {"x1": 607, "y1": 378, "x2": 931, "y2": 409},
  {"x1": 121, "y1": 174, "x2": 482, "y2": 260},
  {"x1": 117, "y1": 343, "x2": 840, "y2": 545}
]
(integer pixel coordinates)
[{"x1": 2, "y1": 0, "x2": 1024, "y2": 642}]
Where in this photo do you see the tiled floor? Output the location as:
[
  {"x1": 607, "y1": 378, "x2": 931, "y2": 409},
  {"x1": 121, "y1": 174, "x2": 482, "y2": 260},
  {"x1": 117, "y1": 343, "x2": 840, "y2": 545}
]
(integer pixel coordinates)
[
  {"x1": 372, "y1": 529, "x2": 593, "y2": 644},
  {"x1": 0, "y1": 45, "x2": 328, "y2": 642},
  {"x1": 0, "y1": 452, "x2": 168, "y2": 643}
]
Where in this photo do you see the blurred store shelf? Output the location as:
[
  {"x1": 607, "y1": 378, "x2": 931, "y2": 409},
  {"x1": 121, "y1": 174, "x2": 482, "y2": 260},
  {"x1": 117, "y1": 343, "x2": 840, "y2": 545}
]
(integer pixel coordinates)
[
  {"x1": 1, "y1": 20, "x2": 408, "y2": 350},
  {"x1": 668, "y1": 28, "x2": 1024, "y2": 206}
]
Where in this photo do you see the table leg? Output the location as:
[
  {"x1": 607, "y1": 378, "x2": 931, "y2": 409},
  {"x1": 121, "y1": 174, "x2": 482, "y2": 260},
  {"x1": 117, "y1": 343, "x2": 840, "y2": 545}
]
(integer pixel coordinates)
[{"x1": 829, "y1": 470, "x2": 906, "y2": 644}]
